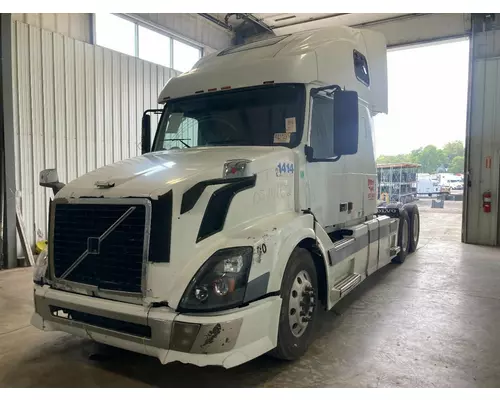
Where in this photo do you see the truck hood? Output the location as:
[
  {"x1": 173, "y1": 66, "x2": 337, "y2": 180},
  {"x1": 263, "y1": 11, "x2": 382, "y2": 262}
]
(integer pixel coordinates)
[{"x1": 58, "y1": 146, "x2": 291, "y2": 199}]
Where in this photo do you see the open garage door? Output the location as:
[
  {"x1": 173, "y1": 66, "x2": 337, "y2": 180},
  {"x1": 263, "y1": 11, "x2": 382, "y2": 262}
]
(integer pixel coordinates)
[
  {"x1": 374, "y1": 39, "x2": 470, "y2": 246},
  {"x1": 463, "y1": 14, "x2": 500, "y2": 246}
]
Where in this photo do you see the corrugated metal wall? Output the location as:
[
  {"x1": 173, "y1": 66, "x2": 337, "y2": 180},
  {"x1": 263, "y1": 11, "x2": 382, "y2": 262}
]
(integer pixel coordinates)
[
  {"x1": 464, "y1": 19, "x2": 500, "y2": 245},
  {"x1": 12, "y1": 14, "x2": 91, "y2": 43},
  {"x1": 11, "y1": 20, "x2": 179, "y2": 248},
  {"x1": 466, "y1": 57, "x2": 500, "y2": 245}
]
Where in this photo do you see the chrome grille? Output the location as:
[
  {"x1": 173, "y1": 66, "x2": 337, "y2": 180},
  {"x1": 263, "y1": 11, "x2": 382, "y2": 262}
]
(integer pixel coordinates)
[{"x1": 52, "y1": 202, "x2": 147, "y2": 293}]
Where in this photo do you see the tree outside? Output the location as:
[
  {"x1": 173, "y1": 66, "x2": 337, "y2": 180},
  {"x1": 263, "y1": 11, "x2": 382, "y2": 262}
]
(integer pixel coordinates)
[
  {"x1": 377, "y1": 141, "x2": 465, "y2": 174},
  {"x1": 443, "y1": 140, "x2": 465, "y2": 162},
  {"x1": 448, "y1": 156, "x2": 465, "y2": 173}
]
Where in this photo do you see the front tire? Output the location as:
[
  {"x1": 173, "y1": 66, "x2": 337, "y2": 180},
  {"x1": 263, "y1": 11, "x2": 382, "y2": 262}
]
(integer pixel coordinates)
[{"x1": 270, "y1": 248, "x2": 319, "y2": 361}]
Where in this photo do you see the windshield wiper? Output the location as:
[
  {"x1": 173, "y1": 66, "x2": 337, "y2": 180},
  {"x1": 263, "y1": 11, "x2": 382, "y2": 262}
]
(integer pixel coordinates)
[{"x1": 163, "y1": 138, "x2": 191, "y2": 148}]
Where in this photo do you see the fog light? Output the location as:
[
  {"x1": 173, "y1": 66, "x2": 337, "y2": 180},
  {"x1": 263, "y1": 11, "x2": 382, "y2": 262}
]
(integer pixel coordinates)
[{"x1": 170, "y1": 321, "x2": 201, "y2": 353}]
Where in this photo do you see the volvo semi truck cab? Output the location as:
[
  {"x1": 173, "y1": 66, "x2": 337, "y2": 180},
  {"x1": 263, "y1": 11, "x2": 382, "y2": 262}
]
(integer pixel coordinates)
[{"x1": 32, "y1": 25, "x2": 420, "y2": 368}]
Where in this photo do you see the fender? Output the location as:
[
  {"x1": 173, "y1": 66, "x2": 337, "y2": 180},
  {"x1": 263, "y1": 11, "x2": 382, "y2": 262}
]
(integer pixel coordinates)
[
  {"x1": 266, "y1": 213, "x2": 326, "y2": 294},
  {"x1": 243, "y1": 212, "x2": 333, "y2": 309},
  {"x1": 227, "y1": 212, "x2": 331, "y2": 299}
]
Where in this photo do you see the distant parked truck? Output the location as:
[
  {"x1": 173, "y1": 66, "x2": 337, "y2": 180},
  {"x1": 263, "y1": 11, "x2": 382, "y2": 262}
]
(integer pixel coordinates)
[
  {"x1": 377, "y1": 163, "x2": 420, "y2": 204},
  {"x1": 436, "y1": 173, "x2": 463, "y2": 190},
  {"x1": 417, "y1": 175, "x2": 441, "y2": 196}
]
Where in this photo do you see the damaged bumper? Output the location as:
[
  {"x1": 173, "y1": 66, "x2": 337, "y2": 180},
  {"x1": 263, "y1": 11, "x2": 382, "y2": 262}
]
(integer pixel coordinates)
[{"x1": 31, "y1": 285, "x2": 281, "y2": 368}]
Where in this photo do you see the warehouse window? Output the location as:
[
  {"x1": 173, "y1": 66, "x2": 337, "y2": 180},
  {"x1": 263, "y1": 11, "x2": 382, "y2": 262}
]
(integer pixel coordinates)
[
  {"x1": 138, "y1": 26, "x2": 171, "y2": 67},
  {"x1": 353, "y1": 50, "x2": 370, "y2": 86},
  {"x1": 95, "y1": 14, "x2": 201, "y2": 72},
  {"x1": 95, "y1": 13, "x2": 135, "y2": 57},
  {"x1": 173, "y1": 39, "x2": 202, "y2": 73}
]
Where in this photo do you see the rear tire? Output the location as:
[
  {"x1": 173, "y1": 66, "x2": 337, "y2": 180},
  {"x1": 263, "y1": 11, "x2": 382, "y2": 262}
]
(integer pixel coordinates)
[
  {"x1": 404, "y1": 204, "x2": 420, "y2": 253},
  {"x1": 393, "y1": 209, "x2": 410, "y2": 264},
  {"x1": 270, "y1": 248, "x2": 319, "y2": 361}
]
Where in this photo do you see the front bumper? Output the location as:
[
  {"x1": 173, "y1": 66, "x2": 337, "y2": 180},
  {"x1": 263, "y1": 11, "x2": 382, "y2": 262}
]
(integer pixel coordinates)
[{"x1": 32, "y1": 285, "x2": 281, "y2": 368}]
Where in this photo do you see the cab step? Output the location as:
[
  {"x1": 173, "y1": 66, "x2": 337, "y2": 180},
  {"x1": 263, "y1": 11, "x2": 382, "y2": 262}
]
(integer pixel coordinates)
[
  {"x1": 334, "y1": 273, "x2": 361, "y2": 296},
  {"x1": 329, "y1": 273, "x2": 362, "y2": 303}
]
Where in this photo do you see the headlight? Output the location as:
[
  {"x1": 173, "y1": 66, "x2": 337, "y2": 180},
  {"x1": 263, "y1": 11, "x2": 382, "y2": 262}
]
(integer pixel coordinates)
[
  {"x1": 33, "y1": 247, "x2": 48, "y2": 285},
  {"x1": 178, "y1": 247, "x2": 253, "y2": 312}
]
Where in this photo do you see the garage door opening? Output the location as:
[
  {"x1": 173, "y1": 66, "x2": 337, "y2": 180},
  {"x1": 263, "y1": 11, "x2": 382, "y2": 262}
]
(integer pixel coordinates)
[{"x1": 374, "y1": 38, "x2": 470, "y2": 245}]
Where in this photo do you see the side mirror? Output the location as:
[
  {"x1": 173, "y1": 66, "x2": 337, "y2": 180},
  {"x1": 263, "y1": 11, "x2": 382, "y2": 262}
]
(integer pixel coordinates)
[
  {"x1": 333, "y1": 91, "x2": 359, "y2": 155},
  {"x1": 39, "y1": 169, "x2": 65, "y2": 195},
  {"x1": 141, "y1": 113, "x2": 151, "y2": 154}
]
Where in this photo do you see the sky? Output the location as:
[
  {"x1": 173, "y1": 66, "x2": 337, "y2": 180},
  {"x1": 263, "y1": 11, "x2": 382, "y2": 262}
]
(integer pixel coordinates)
[{"x1": 373, "y1": 39, "x2": 470, "y2": 157}]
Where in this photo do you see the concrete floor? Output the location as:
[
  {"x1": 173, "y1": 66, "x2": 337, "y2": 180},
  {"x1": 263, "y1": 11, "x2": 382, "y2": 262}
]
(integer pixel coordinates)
[{"x1": 1, "y1": 199, "x2": 500, "y2": 387}]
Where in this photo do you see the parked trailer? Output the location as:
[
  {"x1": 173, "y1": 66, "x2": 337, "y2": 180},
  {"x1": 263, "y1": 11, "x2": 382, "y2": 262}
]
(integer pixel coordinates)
[{"x1": 32, "y1": 26, "x2": 420, "y2": 368}]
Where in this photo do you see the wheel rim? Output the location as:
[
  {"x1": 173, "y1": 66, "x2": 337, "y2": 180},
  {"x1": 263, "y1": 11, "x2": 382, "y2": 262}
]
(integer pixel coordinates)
[
  {"x1": 288, "y1": 270, "x2": 315, "y2": 338},
  {"x1": 402, "y1": 218, "x2": 409, "y2": 251},
  {"x1": 413, "y1": 214, "x2": 419, "y2": 244}
]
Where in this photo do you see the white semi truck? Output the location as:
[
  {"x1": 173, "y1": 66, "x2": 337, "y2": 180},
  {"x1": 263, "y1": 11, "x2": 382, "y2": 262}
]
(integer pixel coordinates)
[{"x1": 31, "y1": 26, "x2": 420, "y2": 368}]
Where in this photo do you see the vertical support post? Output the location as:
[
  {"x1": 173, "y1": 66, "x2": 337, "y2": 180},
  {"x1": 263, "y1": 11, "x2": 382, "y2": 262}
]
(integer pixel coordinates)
[
  {"x1": 462, "y1": 16, "x2": 476, "y2": 243},
  {"x1": 0, "y1": 14, "x2": 17, "y2": 268},
  {"x1": 169, "y1": 37, "x2": 174, "y2": 69},
  {"x1": 89, "y1": 13, "x2": 96, "y2": 45},
  {"x1": 134, "y1": 22, "x2": 139, "y2": 58}
]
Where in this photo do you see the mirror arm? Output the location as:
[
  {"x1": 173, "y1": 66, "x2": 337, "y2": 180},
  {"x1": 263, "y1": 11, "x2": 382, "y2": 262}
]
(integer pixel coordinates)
[
  {"x1": 142, "y1": 109, "x2": 163, "y2": 154},
  {"x1": 40, "y1": 182, "x2": 66, "y2": 196},
  {"x1": 304, "y1": 145, "x2": 313, "y2": 162},
  {"x1": 51, "y1": 182, "x2": 65, "y2": 196}
]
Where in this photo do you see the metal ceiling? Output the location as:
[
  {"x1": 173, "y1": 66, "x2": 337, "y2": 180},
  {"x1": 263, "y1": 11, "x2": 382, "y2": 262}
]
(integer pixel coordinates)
[
  {"x1": 204, "y1": 13, "x2": 420, "y2": 32},
  {"x1": 201, "y1": 13, "x2": 472, "y2": 48},
  {"x1": 250, "y1": 13, "x2": 413, "y2": 32}
]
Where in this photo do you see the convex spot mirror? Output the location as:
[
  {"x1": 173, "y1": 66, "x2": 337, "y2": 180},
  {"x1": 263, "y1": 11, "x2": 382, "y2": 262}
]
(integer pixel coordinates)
[{"x1": 39, "y1": 169, "x2": 65, "y2": 195}]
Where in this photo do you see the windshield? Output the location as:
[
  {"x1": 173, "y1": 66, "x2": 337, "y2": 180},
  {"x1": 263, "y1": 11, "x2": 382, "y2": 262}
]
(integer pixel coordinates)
[{"x1": 152, "y1": 84, "x2": 305, "y2": 151}]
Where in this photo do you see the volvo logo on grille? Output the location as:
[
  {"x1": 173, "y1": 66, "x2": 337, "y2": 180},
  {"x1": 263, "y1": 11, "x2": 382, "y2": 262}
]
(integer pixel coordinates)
[{"x1": 87, "y1": 237, "x2": 101, "y2": 254}]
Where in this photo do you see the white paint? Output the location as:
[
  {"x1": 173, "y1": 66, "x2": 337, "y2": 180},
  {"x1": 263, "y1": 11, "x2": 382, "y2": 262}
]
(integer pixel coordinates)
[
  {"x1": 160, "y1": 25, "x2": 388, "y2": 115},
  {"x1": 32, "y1": 26, "x2": 407, "y2": 368},
  {"x1": 306, "y1": 102, "x2": 377, "y2": 227}
]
